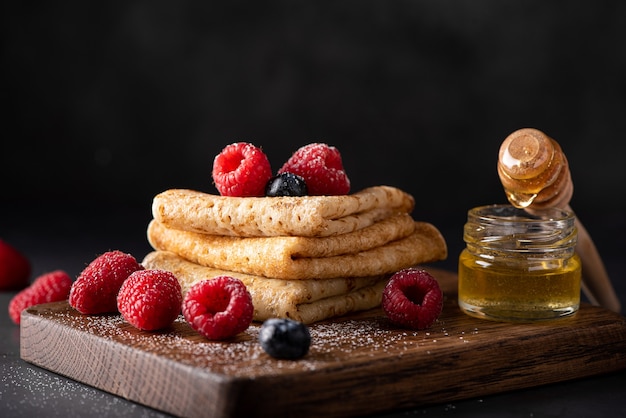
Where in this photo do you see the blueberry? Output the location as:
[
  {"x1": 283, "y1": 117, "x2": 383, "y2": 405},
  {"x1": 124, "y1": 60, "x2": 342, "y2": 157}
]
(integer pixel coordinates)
[
  {"x1": 265, "y1": 173, "x2": 308, "y2": 197},
  {"x1": 258, "y1": 318, "x2": 311, "y2": 359}
]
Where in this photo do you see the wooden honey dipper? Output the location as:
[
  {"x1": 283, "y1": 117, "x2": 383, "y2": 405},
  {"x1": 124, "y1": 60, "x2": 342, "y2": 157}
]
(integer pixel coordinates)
[{"x1": 497, "y1": 128, "x2": 621, "y2": 312}]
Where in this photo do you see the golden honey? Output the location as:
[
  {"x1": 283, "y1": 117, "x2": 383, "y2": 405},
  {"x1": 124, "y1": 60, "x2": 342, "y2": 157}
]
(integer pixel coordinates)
[{"x1": 458, "y1": 205, "x2": 581, "y2": 321}]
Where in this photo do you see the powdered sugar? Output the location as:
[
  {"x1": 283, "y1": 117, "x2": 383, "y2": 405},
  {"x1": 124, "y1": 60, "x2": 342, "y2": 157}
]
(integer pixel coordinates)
[
  {"x1": 28, "y1": 302, "x2": 476, "y2": 380},
  {"x1": 1, "y1": 358, "x2": 169, "y2": 417},
  {"x1": 17, "y1": 302, "x2": 489, "y2": 417}
]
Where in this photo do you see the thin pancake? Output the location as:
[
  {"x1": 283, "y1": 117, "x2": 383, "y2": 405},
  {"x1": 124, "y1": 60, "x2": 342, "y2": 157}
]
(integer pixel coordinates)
[
  {"x1": 147, "y1": 220, "x2": 447, "y2": 280},
  {"x1": 142, "y1": 251, "x2": 389, "y2": 324},
  {"x1": 148, "y1": 212, "x2": 415, "y2": 260},
  {"x1": 151, "y1": 186, "x2": 415, "y2": 237}
]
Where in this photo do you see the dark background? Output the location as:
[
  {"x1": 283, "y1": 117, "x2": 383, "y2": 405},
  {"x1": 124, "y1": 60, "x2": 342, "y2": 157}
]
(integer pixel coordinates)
[{"x1": 1, "y1": 1, "x2": 625, "y2": 289}]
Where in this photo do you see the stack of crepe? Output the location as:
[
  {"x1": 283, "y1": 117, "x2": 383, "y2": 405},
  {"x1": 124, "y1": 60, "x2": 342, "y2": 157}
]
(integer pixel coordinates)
[{"x1": 143, "y1": 186, "x2": 447, "y2": 324}]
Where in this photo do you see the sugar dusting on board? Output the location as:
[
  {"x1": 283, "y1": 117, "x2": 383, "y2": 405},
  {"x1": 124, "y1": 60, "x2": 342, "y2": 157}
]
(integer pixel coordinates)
[{"x1": 37, "y1": 302, "x2": 478, "y2": 378}]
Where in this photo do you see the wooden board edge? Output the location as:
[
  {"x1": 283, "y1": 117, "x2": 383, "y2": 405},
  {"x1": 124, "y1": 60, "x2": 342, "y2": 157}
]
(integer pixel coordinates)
[
  {"x1": 19, "y1": 303, "x2": 626, "y2": 418},
  {"x1": 19, "y1": 310, "x2": 238, "y2": 418},
  {"x1": 226, "y1": 319, "x2": 626, "y2": 417}
]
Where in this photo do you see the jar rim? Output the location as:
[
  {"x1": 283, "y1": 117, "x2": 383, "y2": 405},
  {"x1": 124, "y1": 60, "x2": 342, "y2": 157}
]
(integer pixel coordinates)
[
  {"x1": 464, "y1": 204, "x2": 577, "y2": 253},
  {"x1": 468, "y1": 204, "x2": 575, "y2": 224}
]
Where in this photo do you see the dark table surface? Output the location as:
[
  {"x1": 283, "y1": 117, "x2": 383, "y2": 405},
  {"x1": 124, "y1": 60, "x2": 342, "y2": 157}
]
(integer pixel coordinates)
[{"x1": 1, "y1": 204, "x2": 625, "y2": 418}]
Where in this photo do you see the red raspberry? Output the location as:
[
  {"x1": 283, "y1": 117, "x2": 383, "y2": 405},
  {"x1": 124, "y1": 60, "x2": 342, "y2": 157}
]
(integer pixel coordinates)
[
  {"x1": 212, "y1": 142, "x2": 273, "y2": 197},
  {"x1": 182, "y1": 276, "x2": 254, "y2": 340},
  {"x1": 278, "y1": 143, "x2": 350, "y2": 195},
  {"x1": 382, "y1": 268, "x2": 443, "y2": 330},
  {"x1": 69, "y1": 250, "x2": 143, "y2": 314},
  {"x1": 8, "y1": 270, "x2": 72, "y2": 324},
  {"x1": 117, "y1": 269, "x2": 183, "y2": 331},
  {"x1": 0, "y1": 239, "x2": 31, "y2": 291}
]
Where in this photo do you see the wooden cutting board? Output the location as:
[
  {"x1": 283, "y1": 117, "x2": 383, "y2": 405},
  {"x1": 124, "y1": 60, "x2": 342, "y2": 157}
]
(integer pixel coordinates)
[{"x1": 20, "y1": 268, "x2": 626, "y2": 418}]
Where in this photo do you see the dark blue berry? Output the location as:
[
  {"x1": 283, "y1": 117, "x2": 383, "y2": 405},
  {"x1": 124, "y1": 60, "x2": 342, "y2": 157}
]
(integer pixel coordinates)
[
  {"x1": 265, "y1": 173, "x2": 308, "y2": 197},
  {"x1": 258, "y1": 318, "x2": 311, "y2": 359}
]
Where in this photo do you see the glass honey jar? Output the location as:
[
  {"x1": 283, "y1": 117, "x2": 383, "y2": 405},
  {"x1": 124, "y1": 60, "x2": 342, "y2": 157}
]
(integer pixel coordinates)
[{"x1": 458, "y1": 204, "x2": 581, "y2": 321}]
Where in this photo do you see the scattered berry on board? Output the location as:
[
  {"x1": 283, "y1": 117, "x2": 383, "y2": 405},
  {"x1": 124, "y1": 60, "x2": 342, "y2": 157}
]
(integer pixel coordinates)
[
  {"x1": 8, "y1": 270, "x2": 72, "y2": 324},
  {"x1": 182, "y1": 276, "x2": 254, "y2": 340},
  {"x1": 265, "y1": 172, "x2": 308, "y2": 197},
  {"x1": 0, "y1": 239, "x2": 31, "y2": 291},
  {"x1": 117, "y1": 269, "x2": 183, "y2": 331},
  {"x1": 382, "y1": 268, "x2": 443, "y2": 330},
  {"x1": 258, "y1": 318, "x2": 311, "y2": 360},
  {"x1": 278, "y1": 143, "x2": 350, "y2": 196},
  {"x1": 212, "y1": 142, "x2": 273, "y2": 197},
  {"x1": 69, "y1": 250, "x2": 144, "y2": 315}
]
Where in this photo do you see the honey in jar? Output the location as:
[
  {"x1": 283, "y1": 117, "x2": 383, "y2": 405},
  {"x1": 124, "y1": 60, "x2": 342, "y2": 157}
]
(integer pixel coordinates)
[{"x1": 458, "y1": 204, "x2": 581, "y2": 321}]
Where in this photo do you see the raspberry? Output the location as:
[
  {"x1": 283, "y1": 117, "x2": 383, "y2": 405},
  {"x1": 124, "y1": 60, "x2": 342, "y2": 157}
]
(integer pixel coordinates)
[
  {"x1": 8, "y1": 270, "x2": 72, "y2": 324},
  {"x1": 117, "y1": 269, "x2": 183, "y2": 331},
  {"x1": 212, "y1": 142, "x2": 273, "y2": 197},
  {"x1": 258, "y1": 318, "x2": 311, "y2": 360},
  {"x1": 278, "y1": 143, "x2": 350, "y2": 196},
  {"x1": 69, "y1": 250, "x2": 144, "y2": 314},
  {"x1": 182, "y1": 276, "x2": 254, "y2": 340},
  {"x1": 0, "y1": 239, "x2": 31, "y2": 291},
  {"x1": 382, "y1": 268, "x2": 443, "y2": 330}
]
